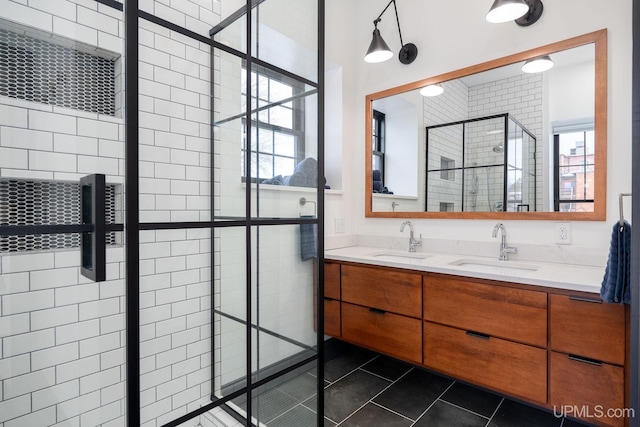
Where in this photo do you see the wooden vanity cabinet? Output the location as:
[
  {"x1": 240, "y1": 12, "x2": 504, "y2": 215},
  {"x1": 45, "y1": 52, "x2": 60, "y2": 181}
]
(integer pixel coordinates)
[
  {"x1": 423, "y1": 276, "x2": 547, "y2": 347},
  {"x1": 341, "y1": 264, "x2": 422, "y2": 317},
  {"x1": 340, "y1": 264, "x2": 423, "y2": 364},
  {"x1": 423, "y1": 276, "x2": 548, "y2": 404},
  {"x1": 424, "y1": 321, "x2": 547, "y2": 404},
  {"x1": 323, "y1": 262, "x2": 341, "y2": 337},
  {"x1": 342, "y1": 302, "x2": 422, "y2": 364},
  {"x1": 549, "y1": 294, "x2": 625, "y2": 365},
  {"x1": 549, "y1": 294, "x2": 627, "y2": 427},
  {"x1": 322, "y1": 261, "x2": 629, "y2": 427}
]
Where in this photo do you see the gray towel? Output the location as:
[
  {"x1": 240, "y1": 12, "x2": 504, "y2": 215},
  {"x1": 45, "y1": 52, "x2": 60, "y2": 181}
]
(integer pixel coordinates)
[
  {"x1": 299, "y1": 215, "x2": 317, "y2": 261},
  {"x1": 600, "y1": 220, "x2": 631, "y2": 304}
]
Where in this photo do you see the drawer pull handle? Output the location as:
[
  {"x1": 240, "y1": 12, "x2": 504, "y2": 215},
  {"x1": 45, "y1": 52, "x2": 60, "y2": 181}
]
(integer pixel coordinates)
[
  {"x1": 568, "y1": 295, "x2": 602, "y2": 304},
  {"x1": 369, "y1": 308, "x2": 386, "y2": 315},
  {"x1": 465, "y1": 330, "x2": 490, "y2": 340},
  {"x1": 568, "y1": 354, "x2": 603, "y2": 366}
]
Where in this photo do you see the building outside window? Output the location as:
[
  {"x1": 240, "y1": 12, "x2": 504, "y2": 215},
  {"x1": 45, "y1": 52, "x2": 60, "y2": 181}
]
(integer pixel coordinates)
[{"x1": 553, "y1": 127, "x2": 595, "y2": 212}]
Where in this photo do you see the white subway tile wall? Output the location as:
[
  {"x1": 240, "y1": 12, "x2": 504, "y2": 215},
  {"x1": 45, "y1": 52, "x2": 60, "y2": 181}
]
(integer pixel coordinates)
[
  {"x1": 469, "y1": 73, "x2": 543, "y2": 210},
  {"x1": 424, "y1": 79, "x2": 468, "y2": 211},
  {"x1": 424, "y1": 73, "x2": 542, "y2": 211},
  {"x1": 1, "y1": 0, "x2": 319, "y2": 426},
  {"x1": 0, "y1": 0, "x2": 219, "y2": 427}
]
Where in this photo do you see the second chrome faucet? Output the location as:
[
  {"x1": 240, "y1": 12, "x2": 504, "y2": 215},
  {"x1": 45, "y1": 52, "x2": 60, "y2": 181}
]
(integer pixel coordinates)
[
  {"x1": 492, "y1": 223, "x2": 517, "y2": 261},
  {"x1": 400, "y1": 221, "x2": 422, "y2": 252}
]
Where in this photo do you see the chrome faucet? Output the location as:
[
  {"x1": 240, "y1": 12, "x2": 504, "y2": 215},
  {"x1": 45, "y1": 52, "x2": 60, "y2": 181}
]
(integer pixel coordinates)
[
  {"x1": 400, "y1": 221, "x2": 422, "y2": 252},
  {"x1": 492, "y1": 223, "x2": 517, "y2": 261}
]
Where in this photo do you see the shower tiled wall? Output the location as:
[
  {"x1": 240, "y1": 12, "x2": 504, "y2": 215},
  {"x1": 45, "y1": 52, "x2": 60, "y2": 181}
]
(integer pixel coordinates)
[
  {"x1": 424, "y1": 79, "x2": 468, "y2": 211},
  {"x1": 424, "y1": 73, "x2": 542, "y2": 212},
  {"x1": 0, "y1": 0, "x2": 221, "y2": 426},
  {"x1": 0, "y1": 1, "x2": 126, "y2": 426},
  {"x1": 469, "y1": 73, "x2": 543, "y2": 210},
  {"x1": 2, "y1": 0, "x2": 319, "y2": 426}
]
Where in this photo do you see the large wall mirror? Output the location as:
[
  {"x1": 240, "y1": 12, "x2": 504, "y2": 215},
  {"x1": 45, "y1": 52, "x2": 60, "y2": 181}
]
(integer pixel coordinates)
[{"x1": 365, "y1": 30, "x2": 607, "y2": 220}]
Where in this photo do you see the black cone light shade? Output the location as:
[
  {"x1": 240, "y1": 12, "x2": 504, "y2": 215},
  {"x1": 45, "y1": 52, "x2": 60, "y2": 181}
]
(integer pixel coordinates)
[
  {"x1": 364, "y1": 28, "x2": 393, "y2": 63},
  {"x1": 364, "y1": 0, "x2": 417, "y2": 65}
]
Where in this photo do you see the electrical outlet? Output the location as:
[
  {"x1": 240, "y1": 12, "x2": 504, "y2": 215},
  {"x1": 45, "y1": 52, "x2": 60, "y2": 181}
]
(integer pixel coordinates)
[
  {"x1": 335, "y1": 217, "x2": 345, "y2": 234},
  {"x1": 555, "y1": 222, "x2": 571, "y2": 244}
]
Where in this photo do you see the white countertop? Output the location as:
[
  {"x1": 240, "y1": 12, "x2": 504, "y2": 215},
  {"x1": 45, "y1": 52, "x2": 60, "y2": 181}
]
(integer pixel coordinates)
[{"x1": 325, "y1": 246, "x2": 605, "y2": 294}]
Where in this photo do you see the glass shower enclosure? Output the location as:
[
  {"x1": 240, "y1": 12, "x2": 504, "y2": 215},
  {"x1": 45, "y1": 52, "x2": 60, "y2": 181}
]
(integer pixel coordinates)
[
  {"x1": 209, "y1": 1, "x2": 325, "y2": 426},
  {"x1": 0, "y1": 1, "x2": 324, "y2": 426},
  {"x1": 426, "y1": 113, "x2": 537, "y2": 212}
]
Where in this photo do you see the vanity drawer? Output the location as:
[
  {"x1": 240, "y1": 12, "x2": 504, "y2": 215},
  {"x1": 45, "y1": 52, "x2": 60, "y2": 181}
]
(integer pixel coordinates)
[
  {"x1": 423, "y1": 277, "x2": 547, "y2": 347},
  {"x1": 549, "y1": 294, "x2": 625, "y2": 366},
  {"x1": 324, "y1": 298, "x2": 341, "y2": 337},
  {"x1": 549, "y1": 351, "x2": 624, "y2": 427},
  {"x1": 342, "y1": 302, "x2": 422, "y2": 364},
  {"x1": 325, "y1": 262, "x2": 341, "y2": 300},
  {"x1": 424, "y1": 321, "x2": 547, "y2": 404},
  {"x1": 342, "y1": 265, "x2": 422, "y2": 318}
]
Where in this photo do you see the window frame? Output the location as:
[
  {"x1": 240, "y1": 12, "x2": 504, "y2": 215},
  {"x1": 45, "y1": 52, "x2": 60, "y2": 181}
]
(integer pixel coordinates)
[
  {"x1": 240, "y1": 65, "x2": 306, "y2": 183},
  {"x1": 372, "y1": 109, "x2": 386, "y2": 186},
  {"x1": 553, "y1": 128, "x2": 595, "y2": 212}
]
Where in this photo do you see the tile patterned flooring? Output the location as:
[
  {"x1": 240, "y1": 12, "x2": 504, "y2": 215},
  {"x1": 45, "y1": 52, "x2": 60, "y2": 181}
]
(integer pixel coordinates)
[{"x1": 235, "y1": 342, "x2": 595, "y2": 427}]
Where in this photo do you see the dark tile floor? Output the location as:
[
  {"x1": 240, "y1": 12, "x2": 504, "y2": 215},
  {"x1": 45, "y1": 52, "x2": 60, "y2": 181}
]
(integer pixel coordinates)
[{"x1": 236, "y1": 342, "x2": 595, "y2": 427}]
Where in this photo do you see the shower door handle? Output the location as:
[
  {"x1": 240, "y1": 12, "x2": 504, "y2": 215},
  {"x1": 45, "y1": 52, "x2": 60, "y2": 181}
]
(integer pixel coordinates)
[{"x1": 80, "y1": 174, "x2": 106, "y2": 282}]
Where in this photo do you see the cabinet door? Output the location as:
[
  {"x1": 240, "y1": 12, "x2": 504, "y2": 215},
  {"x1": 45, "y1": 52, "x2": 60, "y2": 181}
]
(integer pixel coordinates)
[
  {"x1": 342, "y1": 265, "x2": 422, "y2": 318},
  {"x1": 325, "y1": 262, "x2": 341, "y2": 300},
  {"x1": 324, "y1": 298, "x2": 341, "y2": 337},
  {"x1": 549, "y1": 351, "x2": 625, "y2": 427},
  {"x1": 342, "y1": 302, "x2": 422, "y2": 364},
  {"x1": 549, "y1": 294, "x2": 625, "y2": 366},
  {"x1": 424, "y1": 321, "x2": 547, "y2": 404},
  {"x1": 424, "y1": 277, "x2": 547, "y2": 347}
]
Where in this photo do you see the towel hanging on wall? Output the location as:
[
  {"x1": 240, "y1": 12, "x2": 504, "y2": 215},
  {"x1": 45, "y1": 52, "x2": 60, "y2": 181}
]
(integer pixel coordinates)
[
  {"x1": 600, "y1": 220, "x2": 631, "y2": 304},
  {"x1": 299, "y1": 215, "x2": 317, "y2": 261}
]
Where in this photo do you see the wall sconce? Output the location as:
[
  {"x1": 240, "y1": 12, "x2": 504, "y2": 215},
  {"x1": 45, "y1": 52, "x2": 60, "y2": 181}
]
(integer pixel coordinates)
[
  {"x1": 486, "y1": 0, "x2": 544, "y2": 26},
  {"x1": 364, "y1": 0, "x2": 418, "y2": 64},
  {"x1": 521, "y1": 55, "x2": 554, "y2": 73},
  {"x1": 420, "y1": 84, "x2": 444, "y2": 97}
]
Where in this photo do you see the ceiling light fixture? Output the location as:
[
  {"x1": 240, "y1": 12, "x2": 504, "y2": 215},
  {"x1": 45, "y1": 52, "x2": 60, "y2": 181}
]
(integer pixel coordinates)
[
  {"x1": 486, "y1": 0, "x2": 544, "y2": 26},
  {"x1": 521, "y1": 55, "x2": 554, "y2": 73},
  {"x1": 420, "y1": 84, "x2": 444, "y2": 97},
  {"x1": 364, "y1": 0, "x2": 418, "y2": 65}
]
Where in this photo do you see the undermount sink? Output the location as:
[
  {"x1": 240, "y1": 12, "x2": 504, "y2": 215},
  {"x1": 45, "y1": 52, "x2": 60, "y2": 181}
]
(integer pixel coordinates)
[
  {"x1": 448, "y1": 258, "x2": 540, "y2": 274},
  {"x1": 368, "y1": 251, "x2": 431, "y2": 261}
]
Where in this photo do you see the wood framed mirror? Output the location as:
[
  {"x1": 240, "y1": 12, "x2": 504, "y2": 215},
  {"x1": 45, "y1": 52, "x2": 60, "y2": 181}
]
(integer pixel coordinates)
[{"x1": 365, "y1": 29, "x2": 607, "y2": 220}]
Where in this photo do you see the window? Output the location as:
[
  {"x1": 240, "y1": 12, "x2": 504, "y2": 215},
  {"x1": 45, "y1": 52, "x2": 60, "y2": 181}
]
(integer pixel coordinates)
[
  {"x1": 240, "y1": 67, "x2": 305, "y2": 181},
  {"x1": 553, "y1": 127, "x2": 595, "y2": 212},
  {"x1": 372, "y1": 109, "x2": 386, "y2": 184}
]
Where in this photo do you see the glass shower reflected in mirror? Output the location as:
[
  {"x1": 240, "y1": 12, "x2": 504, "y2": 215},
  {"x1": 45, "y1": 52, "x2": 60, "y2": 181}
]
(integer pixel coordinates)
[{"x1": 426, "y1": 113, "x2": 537, "y2": 212}]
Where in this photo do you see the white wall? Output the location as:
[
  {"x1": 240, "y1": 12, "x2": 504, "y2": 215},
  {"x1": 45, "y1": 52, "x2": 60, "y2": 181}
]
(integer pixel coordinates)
[
  {"x1": 373, "y1": 95, "x2": 419, "y2": 196},
  {"x1": 325, "y1": 0, "x2": 632, "y2": 255}
]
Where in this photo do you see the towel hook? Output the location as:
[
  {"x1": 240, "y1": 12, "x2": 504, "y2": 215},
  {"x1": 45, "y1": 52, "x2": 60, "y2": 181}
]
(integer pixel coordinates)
[
  {"x1": 619, "y1": 193, "x2": 632, "y2": 230},
  {"x1": 300, "y1": 197, "x2": 317, "y2": 216}
]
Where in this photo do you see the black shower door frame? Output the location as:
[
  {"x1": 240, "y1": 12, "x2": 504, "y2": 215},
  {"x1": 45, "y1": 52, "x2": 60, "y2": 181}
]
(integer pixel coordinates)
[{"x1": 122, "y1": 0, "x2": 326, "y2": 426}]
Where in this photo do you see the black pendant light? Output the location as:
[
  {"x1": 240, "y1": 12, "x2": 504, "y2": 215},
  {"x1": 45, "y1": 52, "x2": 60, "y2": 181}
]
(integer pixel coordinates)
[{"x1": 364, "y1": 0, "x2": 418, "y2": 65}]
